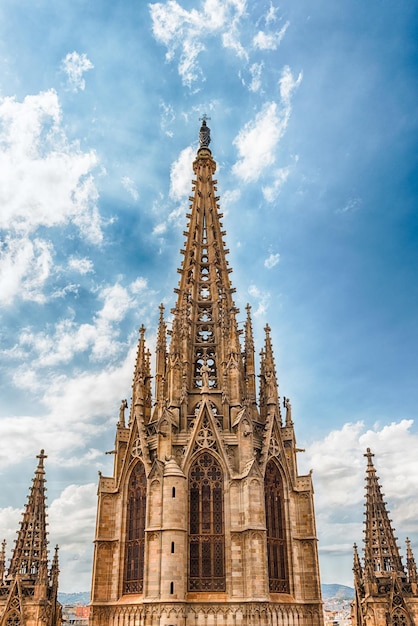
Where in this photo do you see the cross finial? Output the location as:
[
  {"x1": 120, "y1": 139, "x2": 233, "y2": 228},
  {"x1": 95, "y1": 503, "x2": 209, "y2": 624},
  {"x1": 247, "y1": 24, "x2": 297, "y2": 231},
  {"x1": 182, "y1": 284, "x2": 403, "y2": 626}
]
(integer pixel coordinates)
[
  {"x1": 199, "y1": 113, "x2": 211, "y2": 123},
  {"x1": 36, "y1": 449, "x2": 47, "y2": 468}
]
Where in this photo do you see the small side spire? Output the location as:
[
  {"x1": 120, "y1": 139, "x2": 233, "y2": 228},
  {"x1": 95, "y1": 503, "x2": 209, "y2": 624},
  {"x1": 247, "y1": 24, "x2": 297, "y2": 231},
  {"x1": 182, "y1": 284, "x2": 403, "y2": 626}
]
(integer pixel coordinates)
[
  {"x1": 8, "y1": 450, "x2": 49, "y2": 580},
  {"x1": 406, "y1": 537, "x2": 418, "y2": 584},
  {"x1": 260, "y1": 325, "x2": 279, "y2": 409},
  {"x1": 155, "y1": 304, "x2": 167, "y2": 407},
  {"x1": 132, "y1": 325, "x2": 150, "y2": 417},
  {"x1": 363, "y1": 448, "x2": 405, "y2": 578},
  {"x1": 244, "y1": 304, "x2": 257, "y2": 409},
  {"x1": 0, "y1": 539, "x2": 6, "y2": 584}
]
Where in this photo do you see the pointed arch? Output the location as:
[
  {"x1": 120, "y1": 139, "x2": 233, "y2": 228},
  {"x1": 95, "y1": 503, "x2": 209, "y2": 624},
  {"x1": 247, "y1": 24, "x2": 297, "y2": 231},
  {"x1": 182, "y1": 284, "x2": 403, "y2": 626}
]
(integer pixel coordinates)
[
  {"x1": 265, "y1": 459, "x2": 289, "y2": 592},
  {"x1": 5, "y1": 612, "x2": 21, "y2": 626},
  {"x1": 392, "y1": 608, "x2": 410, "y2": 626},
  {"x1": 188, "y1": 451, "x2": 225, "y2": 591},
  {"x1": 123, "y1": 460, "x2": 147, "y2": 594}
]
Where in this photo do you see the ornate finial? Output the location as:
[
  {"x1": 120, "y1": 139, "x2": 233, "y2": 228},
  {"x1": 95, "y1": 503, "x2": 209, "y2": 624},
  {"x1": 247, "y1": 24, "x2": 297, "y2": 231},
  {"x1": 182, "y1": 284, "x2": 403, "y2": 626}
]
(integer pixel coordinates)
[
  {"x1": 36, "y1": 449, "x2": 47, "y2": 470},
  {"x1": 199, "y1": 114, "x2": 211, "y2": 148},
  {"x1": 364, "y1": 448, "x2": 375, "y2": 467},
  {"x1": 139, "y1": 324, "x2": 146, "y2": 338}
]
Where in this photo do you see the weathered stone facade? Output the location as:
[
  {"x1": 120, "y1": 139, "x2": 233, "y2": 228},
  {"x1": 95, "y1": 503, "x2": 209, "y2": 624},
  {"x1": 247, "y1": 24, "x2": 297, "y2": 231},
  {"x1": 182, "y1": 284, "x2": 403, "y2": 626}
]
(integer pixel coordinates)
[
  {"x1": 352, "y1": 450, "x2": 418, "y2": 626},
  {"x1": 90, "y1": 120, "x2": 324, "y2": 626},
  {"x1": 0, "y1": 452, "x2": 61, "y2": 626}
]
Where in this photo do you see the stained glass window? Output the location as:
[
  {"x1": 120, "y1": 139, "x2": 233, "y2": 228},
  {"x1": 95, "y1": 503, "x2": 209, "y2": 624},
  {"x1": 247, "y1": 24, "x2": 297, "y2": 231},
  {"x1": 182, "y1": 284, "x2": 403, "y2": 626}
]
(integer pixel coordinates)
[
  {"x1": 189, "y1": 452, "x2": 225, "y2": 591},
  {"x1": 265, "y1": 460, "x2": 288, "y2": 593},
  {"x1": 123, "y1": 461, "x2": 146, "y2": 593}
]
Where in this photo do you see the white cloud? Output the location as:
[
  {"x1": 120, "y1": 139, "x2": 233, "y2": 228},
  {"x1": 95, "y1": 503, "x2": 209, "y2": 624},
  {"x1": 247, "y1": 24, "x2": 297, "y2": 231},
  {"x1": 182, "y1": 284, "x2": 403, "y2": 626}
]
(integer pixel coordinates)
[
  {"x1": 61, "y1": 52, "x2": 94, "y2": 92},
  {"x1": 265, "y1": 2, "x2": 279, "y2": 25},
  {"x1": 9, "y1": 278, "x2": 149, "y2": 367},
  {"x1": 0, "y1": 236, "x2": 53, "y2": 306},
  {"x1": 0, "y1": 90, "x2": 101, "y2": 243},
  {"x1": 169, "y1": 145, "x2": 195, "y2": 201},
  {"x1": 337, "y1": 196, "x2": 362, "y2": 214},
  {"x1": 248, "y1": 283, "x2": 270, "y2": 317},
  {"x1": 253, "y1": 22, "x2": 289, "y2": 50},
  {"x1": 49, "y1": 483, "x2": 97, "y2": 591},
  {"x1": 249, "y1": 62, "x2": 263, "y2": 93},
  {"x1": 68, "y1": 257, "x2": 94, "y2": 275},
  {"x1": 233, "y1": 67, "x2": 302, "y2": 183},
  {"x1": 149, "y1": 0, "x2": 247, "y2": 86},
  {"x1": 262, "y1": 165, "x2": 291, "y2": 201},
  {"x1": 302, "y1": 419, "x2": 418, "y2": 585},
  {"x1": 121, "y1": 176, "x2": 139, "y2": 202},
  {"x1": 264, "y1": 252, "x2": 280, "y2": 269}
]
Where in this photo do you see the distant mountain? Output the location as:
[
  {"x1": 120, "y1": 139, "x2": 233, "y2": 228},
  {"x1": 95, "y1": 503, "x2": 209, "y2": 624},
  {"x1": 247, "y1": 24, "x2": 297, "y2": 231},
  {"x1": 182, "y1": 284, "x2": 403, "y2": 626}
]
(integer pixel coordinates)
[
  {"x1": 321, "y1": 584, "x2": 354, "y2": 600},
  {"x1": 58, "y1": 586, "x2": 353, "y2": 606},
  {"x1": 58, "y1": 592, "x2": 90, "y2": 606}
]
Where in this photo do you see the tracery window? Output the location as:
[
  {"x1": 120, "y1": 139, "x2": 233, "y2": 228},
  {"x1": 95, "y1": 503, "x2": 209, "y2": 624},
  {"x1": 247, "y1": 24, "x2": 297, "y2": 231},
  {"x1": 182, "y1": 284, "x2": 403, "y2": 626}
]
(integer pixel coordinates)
[
  {"x1": 265, "y1": 460, "x2": 288, "y2": 593},
  {"x1": 393, "y1": 609, "x2": 409, "y2": 626},
  {"x1": 189, "y1": 452, "x2": 225, "y2": 591},
  {"x1": 123, "y1": 461, "x2": 146, "y2": 593},
  {"x1": 5, "y1": 612, "x2": 21, "y2": 626}
]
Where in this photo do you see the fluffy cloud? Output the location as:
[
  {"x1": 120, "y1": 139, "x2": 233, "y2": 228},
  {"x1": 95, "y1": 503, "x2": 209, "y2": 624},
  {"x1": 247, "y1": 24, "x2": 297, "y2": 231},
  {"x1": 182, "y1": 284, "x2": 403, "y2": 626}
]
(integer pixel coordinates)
[
  {"x1": 264, "y1": 252, "x2": 280, "y2": 269},
  {"x1": 253, "y1": 22, "x2": 289, "y2": 50},
  {"x1": 0, "y1": 90, "x2": 100, "y2": 239},
  {"x1": 0, "y1": 90, "x2": 101, "y2": 307},
  {"x1": 121, "y1": 176, "x2": 139, "y2": 201},
  {"x1": 48, "y1": 483, "x2": 97, "y2": 591},
  {"x1": 61, "y1": 52, "x2": 94, "y2": 92},
  {"x1": 8, "y1": 278, "x2": 149, "y2": 367},
  {"x1": 0, "y1": 236, "x2": 53, "y2": 306},
  {"x1": 301, "y1": 419, "x2": 418, "y2": 585},
  {"x1": 68, "y1": 257, "x2": 94, "y2": 275},
  {"x1": 248, "y1": 283, "x2": 270, "y2": 317},
  {"x1": 169, "y1": 146, "x2": 195, "y2": 201},
  {"x1": 232, "y1": 67, "x2": 301, "y2": 183},
  {"x1": 149, "y1": 0, "x2": 247, "y2": 86}
]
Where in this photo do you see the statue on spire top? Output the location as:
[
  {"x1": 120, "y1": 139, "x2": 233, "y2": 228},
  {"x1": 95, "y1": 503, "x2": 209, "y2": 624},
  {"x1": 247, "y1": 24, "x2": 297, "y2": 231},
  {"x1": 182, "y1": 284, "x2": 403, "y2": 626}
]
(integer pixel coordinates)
[{"x1": 199, "y1": 114, "x2": 211, "y2": 148}]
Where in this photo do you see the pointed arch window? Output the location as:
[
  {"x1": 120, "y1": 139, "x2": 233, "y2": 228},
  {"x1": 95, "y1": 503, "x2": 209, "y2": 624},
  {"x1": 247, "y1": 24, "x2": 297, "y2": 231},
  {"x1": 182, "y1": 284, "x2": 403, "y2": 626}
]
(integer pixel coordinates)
[
  {"x1": 189, "y1": 452, "x2": 225, "y2": 591},
  {"x1": 393, "y1": 609, "x2": 409, "y2": 626},
  {"x1": 5, "y1": 613, "x2": 21, "y2": 626},
  {"x1": 123, "y1": 461, "x2": 147, "y2": 593},
  {"x1": 265, "y1": 460, "x2": 289, "y2": 593}
]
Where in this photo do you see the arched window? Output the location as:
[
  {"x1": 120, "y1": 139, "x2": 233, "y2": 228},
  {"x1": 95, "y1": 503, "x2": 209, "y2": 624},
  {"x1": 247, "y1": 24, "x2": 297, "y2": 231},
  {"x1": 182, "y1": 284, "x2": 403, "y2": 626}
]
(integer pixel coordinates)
[
  {"x1": 393, "y1": 609, "x2": 409, "y2": 626},
  {"x1": 123, "y1": 461, "x2": 147, "y2": 593},
  {"x1": 265, "y1": 460, "x2": 288, "y2": 592},
  {"x1": 5, "y1": 613, "x2": 21, "y2": 626},
  {"x1": 189, "y1": 452, "x2": 225, "y2": 591}
]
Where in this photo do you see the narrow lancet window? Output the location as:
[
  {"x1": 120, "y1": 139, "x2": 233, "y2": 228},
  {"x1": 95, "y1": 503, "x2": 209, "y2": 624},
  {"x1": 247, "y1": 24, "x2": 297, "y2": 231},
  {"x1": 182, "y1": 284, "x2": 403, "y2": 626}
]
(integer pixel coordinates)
[
  {"x1": 265, "y1": 460, "x2": 289, "y2": 593},
  {"x1": 123, "y1": 461, "x2": 147, "y2": 593},
  {"x1": 188, "y1": 452, "x2": 225, "y2": 591}
]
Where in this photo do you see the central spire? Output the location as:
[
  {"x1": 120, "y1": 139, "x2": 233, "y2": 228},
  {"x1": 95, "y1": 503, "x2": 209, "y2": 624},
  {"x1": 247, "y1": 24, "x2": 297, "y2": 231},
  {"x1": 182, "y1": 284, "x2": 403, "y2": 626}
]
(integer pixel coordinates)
[{"x1": 164, "y1": 120, "x2": 246, "y2": 430}]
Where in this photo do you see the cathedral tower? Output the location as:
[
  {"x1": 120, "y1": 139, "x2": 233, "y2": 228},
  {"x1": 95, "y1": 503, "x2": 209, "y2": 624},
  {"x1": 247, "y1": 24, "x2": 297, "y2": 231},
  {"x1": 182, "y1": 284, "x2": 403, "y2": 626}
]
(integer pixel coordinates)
[
  {"x1": 352, "y1": 449, "x2": 418, "y2": 626},
  {"x1": 90, "y1": 120, "x2": 323, "y2": 626},
  {"x1": 0, "y1": 451, "x2": 61, "y2": 626}
]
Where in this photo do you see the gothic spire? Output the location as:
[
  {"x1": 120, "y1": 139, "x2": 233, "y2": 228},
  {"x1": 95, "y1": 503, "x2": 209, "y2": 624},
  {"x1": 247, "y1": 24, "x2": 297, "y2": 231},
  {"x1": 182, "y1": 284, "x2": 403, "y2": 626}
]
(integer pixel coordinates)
[
  {"x1": 244, "y1": 304, "x2": 257, "y2": 410},
  {"x1": 406, "y1": 537, "x2": 418, "y2": 584},
  {"x1": 167, "y1": 119, "x2": 245, "y2": 427},
  {"x1": 0, "y1": 540, "x2": 5, "y2": 585},
  {"x1": 7, "y1": 450, "x2": 49, "y2": 581},
  {"x1": 131, "y1": 325, "x2": 152, "y2": 423},
  {"x1": 363, "y1": 448, "x2": 405, "y2": 577},
  {"x1": 155, "y1": 303, "x2": 167, "y2": 408}
]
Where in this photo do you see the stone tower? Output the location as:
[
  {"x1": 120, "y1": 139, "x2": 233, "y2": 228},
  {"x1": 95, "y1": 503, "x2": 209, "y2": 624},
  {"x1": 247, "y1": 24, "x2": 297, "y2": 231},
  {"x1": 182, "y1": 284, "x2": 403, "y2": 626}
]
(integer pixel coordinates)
[
  {"x1": 0, "y1": 451, "x2": 61, "y2": 626},
  {"x1": 352, "y1": 449, "x2": 418, "y2": 626},
  {"x1": 90, "y1": 120, "x2": 323, "y2": 626}
]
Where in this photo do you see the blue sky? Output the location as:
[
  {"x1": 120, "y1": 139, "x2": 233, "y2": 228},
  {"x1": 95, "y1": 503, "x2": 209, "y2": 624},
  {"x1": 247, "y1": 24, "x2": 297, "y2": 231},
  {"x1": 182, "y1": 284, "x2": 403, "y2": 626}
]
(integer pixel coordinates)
[{"x1": 0, "y1": 0, "x2": 417, "y2": 592}]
